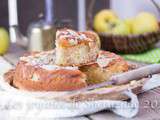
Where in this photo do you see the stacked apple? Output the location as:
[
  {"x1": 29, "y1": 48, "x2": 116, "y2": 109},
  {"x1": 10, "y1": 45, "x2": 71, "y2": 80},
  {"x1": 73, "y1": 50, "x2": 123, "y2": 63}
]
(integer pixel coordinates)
[{"x1": 93, "y1": 9, "x2": 159, "y2": 35}]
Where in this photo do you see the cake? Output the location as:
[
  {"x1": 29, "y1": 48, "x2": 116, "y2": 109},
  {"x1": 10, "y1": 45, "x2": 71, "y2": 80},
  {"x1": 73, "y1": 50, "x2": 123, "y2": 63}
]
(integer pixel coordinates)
[
  {"x1": 12, "y1": 50, "x2": 130, "y2": 91},
  {"x1": 80, "y1": 51, "x2": 129, "y2": 85},
  {"x1": 6, "y1": 29, "x2": 131, "y2": 92},
  {"x1": 55, "y1": 29, "x2": 100, "y2": 66},
  {"x1": 13, "y1": 50, "x2": 87, "y2": 91}
]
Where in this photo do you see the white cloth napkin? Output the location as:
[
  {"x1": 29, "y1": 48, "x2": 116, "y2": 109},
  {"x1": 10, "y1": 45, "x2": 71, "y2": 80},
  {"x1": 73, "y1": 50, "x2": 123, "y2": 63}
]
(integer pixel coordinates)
[{"x1": 0, "y1": 88, "x2": 138, "y2": 119}]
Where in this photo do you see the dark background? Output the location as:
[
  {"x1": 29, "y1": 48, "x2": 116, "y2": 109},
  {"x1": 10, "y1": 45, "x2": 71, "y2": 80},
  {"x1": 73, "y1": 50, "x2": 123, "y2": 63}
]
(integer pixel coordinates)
[{"x1": 0, "y1": 0, "x2": 109, "y2": 35}]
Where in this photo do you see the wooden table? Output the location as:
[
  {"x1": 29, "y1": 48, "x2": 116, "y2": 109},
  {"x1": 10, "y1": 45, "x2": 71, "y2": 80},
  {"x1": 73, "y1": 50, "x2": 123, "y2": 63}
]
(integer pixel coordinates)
[{"x1": 1, "y1": 44, "x2": 160, "y2": 120}]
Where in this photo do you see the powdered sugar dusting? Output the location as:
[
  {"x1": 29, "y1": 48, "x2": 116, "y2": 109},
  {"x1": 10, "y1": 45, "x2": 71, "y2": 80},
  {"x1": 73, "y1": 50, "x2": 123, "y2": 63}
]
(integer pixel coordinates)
[
  {"x1": 96, "y1": 52, "x2": 116, "y2": 68},
  {"x1": 19, "y1": 50, "x2": 78, "y2": 71},
  {"x1": 41, "y1": 65, "x2": 78, "y2": 71},
  {"x1": 20, "y1": 50, "x2": 55, "y2": 66},
  {"x1": 56, "y1": 29, "x2": 88, "y2": 45}
]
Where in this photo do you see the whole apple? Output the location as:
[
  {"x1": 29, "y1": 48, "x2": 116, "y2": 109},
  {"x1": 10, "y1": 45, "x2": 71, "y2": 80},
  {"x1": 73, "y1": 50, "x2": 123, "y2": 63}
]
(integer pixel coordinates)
[
  {"x1": 124, "y1": 18, "x2": 134, "y2": 33},
  {"x1": 0, "y1": 28, "x2": 9, "y2": 55},
  {"x1": 111, "y1": 20, "x2": 131, "y2": 35},
  {"x1": 93, "y1": 10, "x2": 118, "y2": 33},
  {"x1": 132, "y1": 12, "x2": 159, "y2": 34}
]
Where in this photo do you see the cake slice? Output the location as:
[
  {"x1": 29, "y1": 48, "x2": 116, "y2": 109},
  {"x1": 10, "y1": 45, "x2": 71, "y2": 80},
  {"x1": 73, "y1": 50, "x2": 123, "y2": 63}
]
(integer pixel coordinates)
[
  {"x1": 55, "y1": 29, "x2": 100, "y2": 66},
  {"x1": 13, "y1": 50, "x2": 87, "y2": 91},
  {"x1": 80, "y1": 50, "x2": 129, "y2": 85}
]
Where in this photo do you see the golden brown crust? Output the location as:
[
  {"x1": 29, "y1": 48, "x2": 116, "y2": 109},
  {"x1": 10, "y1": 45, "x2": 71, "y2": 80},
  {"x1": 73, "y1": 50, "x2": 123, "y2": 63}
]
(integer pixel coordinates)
[
  {"x1": 3, "y1": 69, "x2": 15, "y2": 85},
  {"x1": 13, "y1": 61, "x2": 87, "y2": 91},
  {"x1": 80, "y1": 31, "x2": 101, "y2": 48},
  {"x1": 56, "y1": 29, "x2": 99, "y2": 47}
]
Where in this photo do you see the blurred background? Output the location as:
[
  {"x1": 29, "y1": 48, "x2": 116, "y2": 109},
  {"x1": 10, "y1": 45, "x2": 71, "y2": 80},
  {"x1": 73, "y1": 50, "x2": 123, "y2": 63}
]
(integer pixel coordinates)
[
  {"x1": 0, "y1": 0, "x2": 160, "y2": 34},
  {"x1": 0, "y1": 0, "x2": 109, "y2": 35},
  {"x1": 1, "y1": 0, "x2": 160, "y2": 64}
]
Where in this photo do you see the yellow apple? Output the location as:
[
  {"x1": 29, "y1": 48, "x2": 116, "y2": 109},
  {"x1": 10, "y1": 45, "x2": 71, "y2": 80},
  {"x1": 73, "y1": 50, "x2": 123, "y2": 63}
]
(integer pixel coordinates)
[
  {"x1": 111, "y1": 20, "x2": 131, "y2": 35},
  {"x1": 0, "y1": 28, "x2": 9, "y2": 55},
  {"x1": 93, "y1": 9, "x2": 118, "y2": 33},
  {"x1": 124, "y1": 18, "x2": 134, "y2": 33},
  {"x1": 132, "y1": 12, "x2": 159, "y2": 34}
]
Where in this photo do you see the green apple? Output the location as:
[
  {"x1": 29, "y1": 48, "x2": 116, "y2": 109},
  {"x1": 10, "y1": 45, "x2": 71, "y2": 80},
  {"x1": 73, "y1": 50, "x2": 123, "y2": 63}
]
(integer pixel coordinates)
[
  {"x1": 132, "y1": 12, "x2": 159, "y2": 34},
  {"x1": 93, "y1": 9, "x2": 118, "y2": 33},
  {"x1": 0, "y1": 28, "x2": 9, "y2": 55},
  {"x1": 111, "y1": 19, "x2": 131, "y2": 35}
]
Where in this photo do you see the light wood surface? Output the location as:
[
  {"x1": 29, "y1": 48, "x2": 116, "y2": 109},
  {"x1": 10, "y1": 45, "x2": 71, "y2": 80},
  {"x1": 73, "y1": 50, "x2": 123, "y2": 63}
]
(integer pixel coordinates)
[{"x1": 1, "y1": 43, "x2": 160, "y2": 120}]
